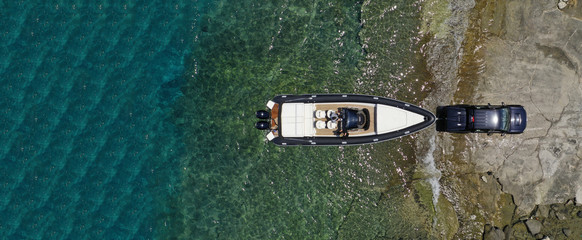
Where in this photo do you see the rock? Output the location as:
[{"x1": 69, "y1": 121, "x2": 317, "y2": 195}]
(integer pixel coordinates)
[
  {"x1": 550, "y1": 204, "x2": 563, "y2": 211},
  {"x1": 542, "y1": 218, "x2": 552, "y2": 228},
  {"x1": 458, "y1": 0, "x2": 582, "y2": 216},
  {"x1": 511, "y1": 222, "x2": 530, "y2": 239},
  {"x1": 534, "y1": 205, "x2": 550, "y2": 218},
  {"x1": 577, "y1": 210, "x2": 582, "y2": 218},
  {"x1": 427, "y1": 0, "x2": 582, "y2": 235},
  {"x1": 562, "y1": 228, "x2": 571, "y2": 237},
  {"x1": 483, "y1": 224, "x2": 494, "y2": 233},
  {"x1": 558, "y1": 1, "x2": 567, "y2": 10},
  {"x1": 484, "y1": 227, "x2": 505, "y2": 240},
  {"x1": 555, "y1": 211, "x2": 568, "y2": 220},
  {"x1": 503, "y1": 224, "x2": 512, "y2": 235},
  {"x1": 525, "y1": 219, "x2": 542, "y2": 235}
]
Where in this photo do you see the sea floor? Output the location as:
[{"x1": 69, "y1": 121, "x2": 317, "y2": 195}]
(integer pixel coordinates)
[{"x1": 171, "y1": 0, "x2": 442, "y2": 239}]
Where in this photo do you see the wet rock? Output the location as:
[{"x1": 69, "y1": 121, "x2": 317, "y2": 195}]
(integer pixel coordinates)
[
  {"x1": 542, "y1": 218, "x2": 552, "y2": 228},
  {"x1": 483, "y1": 227, "x2": 505, "y2": 240},
  {"x1": 577, "y1": 210, "x2": 582, "y2": 218},
  {"x1": 503, "y1": 224, "x2": 512, "y2": 236},
  {"x1": 483, "y1": 224, "x2": 494, "y2": 232},
  {"x1": 525, "y1": 219, "x2": 542, "y2": 235},
  {"x1": 497, "y1": 194, "x2": 517, "y2": 227},
  {"x1": 563, "y1": 228, "x2": 571, "y2": 237},
  {"x1": 511, "y1": 222, "x2": 530, "y2": 239}
]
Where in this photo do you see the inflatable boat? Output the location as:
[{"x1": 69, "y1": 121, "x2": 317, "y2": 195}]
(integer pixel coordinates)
[{"x1": 255, "y1": 94, "x2": 435, "y2": 146}]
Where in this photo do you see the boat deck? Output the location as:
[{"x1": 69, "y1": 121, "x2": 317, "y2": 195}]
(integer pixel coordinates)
[
  {"x1": 313, "y1": 103, "x2": 376, "y2": 137},
  {"x1": 266, "y1": 94, "x2": 436, "y2": 146}
]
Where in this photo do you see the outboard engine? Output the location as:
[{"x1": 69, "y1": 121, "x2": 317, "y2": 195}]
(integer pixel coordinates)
[
  {"x1": 256, "y1": 110, "x2": 270, "y2": 119},
  {"x1": 255, "y1": 121, "x2": 270, "y2": 130}
]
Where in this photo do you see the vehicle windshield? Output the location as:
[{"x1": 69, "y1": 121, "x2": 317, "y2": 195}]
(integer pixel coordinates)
[{"x1": 499, "y1": 108, "x2": 509, "y2": 131}]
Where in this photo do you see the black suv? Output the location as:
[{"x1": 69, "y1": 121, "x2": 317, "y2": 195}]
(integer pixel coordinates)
[{"x1": 436, "y1": 103, "x2": 527, "y2": 134}]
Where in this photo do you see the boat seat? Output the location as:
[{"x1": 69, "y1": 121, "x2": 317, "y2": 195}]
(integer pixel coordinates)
[
  {"x1": 326, "y1": 121, "x2": 337, "y2": 129},
  {"x1": 327, "y1": 110, "x2": 339, "y2": 121},
  {"x1": 316, "y1": 120, "x2": 327, "y2": 129}
]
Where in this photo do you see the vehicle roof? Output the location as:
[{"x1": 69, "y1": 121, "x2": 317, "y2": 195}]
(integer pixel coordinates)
[{"x1": 473, "y1": 109, "x2": 504, "y2": 130}]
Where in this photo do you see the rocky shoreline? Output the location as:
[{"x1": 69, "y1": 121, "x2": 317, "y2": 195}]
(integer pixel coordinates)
[{"x1": 421, "y1": 0, "x2": 582, "y2": 239}]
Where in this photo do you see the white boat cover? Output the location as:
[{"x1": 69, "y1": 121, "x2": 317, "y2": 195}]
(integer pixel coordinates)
[
  {"x1": 280, "y1": 103, "x2": 315, "y2": 137},
  {"x1": 376, "y1": 104, "x2": 425, "y2": 134}
]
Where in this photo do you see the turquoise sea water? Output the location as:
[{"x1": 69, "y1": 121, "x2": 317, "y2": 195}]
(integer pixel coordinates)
[
  {"x1": 1, "y1": 0, "x2": 436, "y2": 239},
  {"x1": 0, "y1": 1, "x2": 196, "y2": 238}
]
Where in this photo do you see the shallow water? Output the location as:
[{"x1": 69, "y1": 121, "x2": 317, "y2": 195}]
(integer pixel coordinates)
[
  {"x1": 1, "y1": 0, "x2": 439, "y2": 239},
  {"x1": 173, "y1": 0, "x2": 436, "y2": 239}
]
